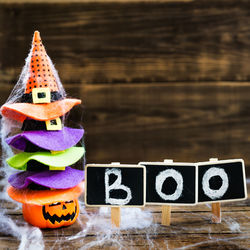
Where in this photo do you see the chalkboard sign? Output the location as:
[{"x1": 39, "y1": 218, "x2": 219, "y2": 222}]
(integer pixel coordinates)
[
  {"x1": 85, "y1": 163, "x2": 146, "y2": 207},
  {"x1": 198, "y1": 159, "x2": 247, "y2": 203},
  {"x1": 139, "y1": 161, "x2": 197, "y2": 205}
]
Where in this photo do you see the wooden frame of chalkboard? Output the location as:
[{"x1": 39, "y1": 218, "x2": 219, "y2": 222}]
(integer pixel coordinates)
[
  {"x1": 85, "y1": 163, "x2": 146, "y2": 207},
  {"x1": 197, "y1": 159, "x2": 247, "y2": 204},
  {"x1": 139, "y1": 161, "x2": 198, "y2": 206}
]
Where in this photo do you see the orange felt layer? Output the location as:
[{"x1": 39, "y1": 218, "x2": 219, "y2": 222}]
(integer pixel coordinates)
[
  {"x1": 1, "y1": 98, "x2": 81, "y2": 122},
  {"x1": 7, "y1": 181, "x2": 84, "y2": 205}
]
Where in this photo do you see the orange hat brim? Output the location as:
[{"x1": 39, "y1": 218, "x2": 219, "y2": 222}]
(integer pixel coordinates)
[
  {"x1": 7, "y1": 181, "x2": 84, "y2": 205},
  {"x1": 1, "y1": 99, "x2": 81, "y2": 122}
]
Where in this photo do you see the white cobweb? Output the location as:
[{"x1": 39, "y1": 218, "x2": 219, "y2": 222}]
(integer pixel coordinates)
[
  {"x1": 0, "y1": 117, "x2": 45, "y2": 250},
  {"x1": 0, "y1": 39, "x2": 70, "y2": 250},
  {"x1": 5, "y1": 43, "x2": 66, "y2": 105},
  {"x1": 0, "y1": 50, "x2": 44, "y2": 249},
  {"x1": 1, "y1": 34, "x2": 69, "y2": 176},
  {"x1": 64, "y1": 202, "x2": 155, "y2": 250}
]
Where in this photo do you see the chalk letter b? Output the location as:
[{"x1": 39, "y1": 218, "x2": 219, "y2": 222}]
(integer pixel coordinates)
[{"x1": 105, "y1": 168, "x2": 132, "y2": 205}]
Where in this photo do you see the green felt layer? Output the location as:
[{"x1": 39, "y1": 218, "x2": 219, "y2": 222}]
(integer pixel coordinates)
[{"x1": 7, "y1": 147, "x2": 85, "y2": 170}]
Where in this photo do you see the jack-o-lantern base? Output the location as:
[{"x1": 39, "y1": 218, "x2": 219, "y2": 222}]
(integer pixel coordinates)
[{"x1": 22, "y1": 199, "x2": 79, "y2": 228}]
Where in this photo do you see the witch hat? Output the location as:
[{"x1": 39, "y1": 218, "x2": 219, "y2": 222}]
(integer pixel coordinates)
[
  {"x1": 1, "y1": 31, "x2": 81, "y2": 123},
  {"x1": 8, "y1": 166, "x2": 84, "y2": 190},
  {"x1": 7, "y1": 181, "x2": 83, "y2": 205},
  {"x1": 6, "y1": 127, "x2": 84, "y2": 152},
  {"x1": 24, "y1": 31, "x2": 60, "y2": 97},
  {"x1": 6, "y1": 146, "x2": 85, "y2": 171}
]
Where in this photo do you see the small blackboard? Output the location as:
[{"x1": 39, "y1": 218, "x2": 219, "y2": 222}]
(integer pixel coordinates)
[
  {"x1": 139, "y1": 161, "x2": 197, "y2": 205},
  {"x1": 198, "y1": 159, "x2": 247, "y2": 203},
  {"x1": 85, "y1": 163, "x2": 146, "y2": 207}
]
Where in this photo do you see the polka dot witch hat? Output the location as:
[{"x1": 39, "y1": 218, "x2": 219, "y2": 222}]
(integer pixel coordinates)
[
  {"x1": 25, "y1": 31, "x2": 60, "y2": 95},
  {"x1": 1, "y1": 31, "x2": 81, "y2": 123}
]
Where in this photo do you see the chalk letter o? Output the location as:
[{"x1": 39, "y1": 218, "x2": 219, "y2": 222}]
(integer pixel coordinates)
[
  {"x1": 155, "y1": 169, "x2": 183, "y2": 201},
  {"x1": 202, "y1": 167, "x2": 229, "y2": 200}
]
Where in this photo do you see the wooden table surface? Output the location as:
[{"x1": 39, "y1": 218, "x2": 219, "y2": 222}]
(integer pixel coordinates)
[{"x1": 0, "y1": 183, "x2": 249, "y2": 249}]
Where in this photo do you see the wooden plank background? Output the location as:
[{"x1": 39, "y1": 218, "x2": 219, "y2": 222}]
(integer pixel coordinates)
[
  {"x1": 0, "y1": 0, "x2": 250, "y2": 177},
  {"x1": 2, "y1": 0, "x2": 250, "y2": 84}
]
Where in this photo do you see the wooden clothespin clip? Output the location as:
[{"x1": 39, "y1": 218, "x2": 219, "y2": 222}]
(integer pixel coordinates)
[
  {"x1": 161, "y1": 205, "x2": 171, "y2": 226},
  {"x1": 111, "y1": 207, "x2": 121, "y2": 227},
  {"x1": 209, "y1": 158, "x2": 221, "y2": 223},
  {"x1": 211, "y1": 202, "x2": 221, "y2": 223},
  {"x1": 160, "y1": 159, "x2": 173, "y2": 226},
  {"x1": 110, "y1": 162, "x2": 122, "y2": 227}
]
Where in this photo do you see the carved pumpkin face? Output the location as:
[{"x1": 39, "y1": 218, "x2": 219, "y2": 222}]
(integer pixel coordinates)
[{"x1": 22, "y1": 199, "x2": 79, "y2": 228}]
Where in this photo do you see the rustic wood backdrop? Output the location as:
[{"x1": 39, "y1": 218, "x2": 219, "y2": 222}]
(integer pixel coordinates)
[{"x1": 1, "y1": 0, "x2": 250, "y2": 176}]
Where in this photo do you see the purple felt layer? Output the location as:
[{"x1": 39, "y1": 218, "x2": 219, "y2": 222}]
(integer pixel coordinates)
[
  {"x1": 8, "y1": 167, "x2": 84, "y2": 189},
  {"x1": 6, "y1": 127, "x2": 84, "y2": 151}
]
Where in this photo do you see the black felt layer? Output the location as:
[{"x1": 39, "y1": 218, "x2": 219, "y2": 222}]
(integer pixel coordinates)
[
  {"x1": 21, "y1": 91, "x2": 63, "y2": 103},
  {"x1": 21, "y1": 118, "x2": 62, "y2": 131},
  {"x1": 26, "y1": 160, "x2": 50, "y2": 171}
]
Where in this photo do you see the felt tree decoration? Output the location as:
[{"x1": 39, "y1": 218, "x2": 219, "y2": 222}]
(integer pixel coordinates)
[{"x1": 1, "y1": 31, "x2": 85, "y2": 229}]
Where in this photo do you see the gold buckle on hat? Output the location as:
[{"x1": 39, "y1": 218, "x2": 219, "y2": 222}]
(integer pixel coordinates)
[
  {"x1": 49, "y1": 166, "x2": 66, "y2": 170},
  {"x1": 45, "y1": 118, "x2": 62, "y2": 130},
  {"x1": 49, "y1": 151, "x2": 65, "y2": 170},
  {"x1": 32, "y1": 87, "x2": 51, "y2": 104},
  {"x1": 51, "y1": 150, "x2": 65, "y2": 154}
]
